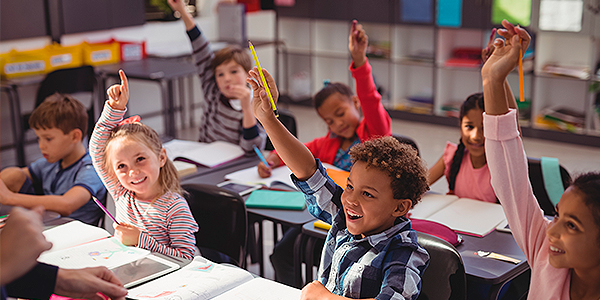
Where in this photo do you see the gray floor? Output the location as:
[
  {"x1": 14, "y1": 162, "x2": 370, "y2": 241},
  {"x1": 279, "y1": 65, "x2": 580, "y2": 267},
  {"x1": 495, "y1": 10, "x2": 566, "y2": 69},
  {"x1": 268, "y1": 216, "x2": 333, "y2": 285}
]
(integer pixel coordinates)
[{"x1": 177, "y1": 103, "x2": 600, "y2": 281}]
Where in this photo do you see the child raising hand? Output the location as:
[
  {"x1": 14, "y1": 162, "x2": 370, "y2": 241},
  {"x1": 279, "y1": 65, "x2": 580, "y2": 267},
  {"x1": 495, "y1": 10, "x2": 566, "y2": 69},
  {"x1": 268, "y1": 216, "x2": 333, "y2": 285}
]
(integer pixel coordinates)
[
  {"x1": 90, "y1": 70, "x2": 198, "y2": 260},
  {"x1": 483, "y1": 20, "x2": 600, "y2": 299}
]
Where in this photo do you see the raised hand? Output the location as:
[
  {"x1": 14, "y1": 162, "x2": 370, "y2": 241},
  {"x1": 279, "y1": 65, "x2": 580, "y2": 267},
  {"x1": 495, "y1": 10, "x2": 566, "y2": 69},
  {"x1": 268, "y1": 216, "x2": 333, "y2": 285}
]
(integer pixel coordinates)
[
  {"x1": 348, "y1": 20, "x2": 368, "y2": 68},
  {"x1": 481, "y1": 20, "x2": 531, "y2": 81},
  {"x1": 246, "y1": 67, "x2": 279, "y2": 123},
  {"x1": 167, "y1": 0, "x2": 186, "y2": 14},
  {"x1": 481, "y1": 28, "x2": 497, "y2": 63},
  {"x1": 107, "y1": 70, "x2": 129, "y2": 111}
]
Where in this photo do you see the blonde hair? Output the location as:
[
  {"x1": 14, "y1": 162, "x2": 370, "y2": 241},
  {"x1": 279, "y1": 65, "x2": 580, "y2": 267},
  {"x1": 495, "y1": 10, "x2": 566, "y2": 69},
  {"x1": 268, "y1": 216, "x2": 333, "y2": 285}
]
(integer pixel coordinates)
[{"x1": 103, "y1": 122, "x2": 183, "y2": 196}]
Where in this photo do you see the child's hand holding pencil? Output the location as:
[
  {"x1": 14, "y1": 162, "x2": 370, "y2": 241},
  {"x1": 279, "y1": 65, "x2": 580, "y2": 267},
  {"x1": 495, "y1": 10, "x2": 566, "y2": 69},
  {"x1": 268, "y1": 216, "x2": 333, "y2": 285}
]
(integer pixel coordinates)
[{"x1": 247, "y1": 67, "x2": 280, "y2": 123}]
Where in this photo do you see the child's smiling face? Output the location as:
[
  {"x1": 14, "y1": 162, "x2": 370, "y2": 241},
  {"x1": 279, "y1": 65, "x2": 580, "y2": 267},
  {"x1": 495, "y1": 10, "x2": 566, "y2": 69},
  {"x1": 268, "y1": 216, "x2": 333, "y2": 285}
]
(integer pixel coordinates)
[
  {"x1": 317, "y1": 92, "x2": 361, "y2": 140},
  {"x1": 460, "y1": 108, "x2": 485, "y2": 159},
  {"x1": 341, "y1": 161, "x2": 411, "y2": 238},
  {"x1": 107, "y1": 137, "x2": 166, "y2": 201},
  {"x1": 546, "y1": 187, "x2": 600, "y2": 272}
]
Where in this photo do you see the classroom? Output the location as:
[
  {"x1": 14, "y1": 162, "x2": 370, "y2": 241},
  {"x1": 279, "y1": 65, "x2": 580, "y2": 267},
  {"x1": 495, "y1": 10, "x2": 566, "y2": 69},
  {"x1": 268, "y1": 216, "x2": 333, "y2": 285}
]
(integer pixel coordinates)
[{"x1": 1, "y1": 0, "x2": 600, "y2": 299}]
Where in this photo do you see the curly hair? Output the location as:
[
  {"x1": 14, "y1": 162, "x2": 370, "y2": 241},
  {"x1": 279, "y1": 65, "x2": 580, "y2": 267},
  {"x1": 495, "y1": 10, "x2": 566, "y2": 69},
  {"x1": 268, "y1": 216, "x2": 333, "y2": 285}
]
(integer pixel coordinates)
[
  {"x1": 103, "y1": 122, "x2": 183, "y2": 196},
  {"x1": 349, "y1": 136, "x2": 429, "y2": 208}
]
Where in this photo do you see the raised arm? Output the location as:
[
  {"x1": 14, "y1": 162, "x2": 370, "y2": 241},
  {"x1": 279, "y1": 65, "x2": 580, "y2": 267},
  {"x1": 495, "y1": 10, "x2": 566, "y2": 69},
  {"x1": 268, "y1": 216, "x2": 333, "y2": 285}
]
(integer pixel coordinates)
[
  {"x1": 349, "y1": 20, "x2": 391, "y2": 137},
  {"x1": 168, "y1": 0, "x2": 195, "y2": 31},
  {"x1": 89, "y1": 71, "x2": 129, "y2": 200},
  {"x1": 247, "y1": 68, "x2": 317, "y2": 180}
]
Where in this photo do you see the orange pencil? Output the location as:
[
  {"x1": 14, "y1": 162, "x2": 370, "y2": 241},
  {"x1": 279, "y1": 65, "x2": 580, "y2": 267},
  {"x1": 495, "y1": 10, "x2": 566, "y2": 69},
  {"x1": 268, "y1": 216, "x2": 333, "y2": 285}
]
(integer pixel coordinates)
[{"x1": 517, "y1": 27, "x2": 524, "y2": 102}]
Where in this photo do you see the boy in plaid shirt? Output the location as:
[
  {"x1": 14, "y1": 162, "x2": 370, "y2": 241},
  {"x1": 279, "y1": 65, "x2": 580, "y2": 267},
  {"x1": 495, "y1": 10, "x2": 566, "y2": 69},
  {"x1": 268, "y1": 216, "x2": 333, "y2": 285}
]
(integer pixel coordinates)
[{"x1": 248, "y1": 68, "x2": 430, "y2": 299}]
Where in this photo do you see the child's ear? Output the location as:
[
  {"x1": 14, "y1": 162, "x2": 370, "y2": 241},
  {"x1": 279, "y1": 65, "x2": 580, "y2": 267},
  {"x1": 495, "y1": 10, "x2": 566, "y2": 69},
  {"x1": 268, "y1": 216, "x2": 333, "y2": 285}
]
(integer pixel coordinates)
[
  {"x1": 69, "y1": 129, "x2": 83, "y2": 143},
  {"x1": 159, "y1": 148, "x2": 167, "y2": 168},
  {"x1": 393, "y1": 198, "x2": 413, "y2": 218},
  {"x1": 352, "y1": 96, "x2": 361, "y2": 110}
]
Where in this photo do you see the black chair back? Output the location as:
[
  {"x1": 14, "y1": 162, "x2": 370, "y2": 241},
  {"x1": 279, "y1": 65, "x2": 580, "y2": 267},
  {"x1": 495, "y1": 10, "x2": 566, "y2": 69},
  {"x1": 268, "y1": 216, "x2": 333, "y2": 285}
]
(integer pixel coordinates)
[
  {"x1": 392, "y1": 133, "x2": 420, "y2": 157},
  {"x1": 417, "y1": 232, "x2": 467, "y2": 300},
  {"x1": 265, "y1": 108, "x2": 297, "y2": 150},
  {"x1": 527, "y1": 157, "x2": 571, "y2": 216},
  {"x1": 181, "y1": 183, "x2": 247, "y2": 267},
  {"x1": 24, "y1": 65, "x2": 97, "y2": 138}
]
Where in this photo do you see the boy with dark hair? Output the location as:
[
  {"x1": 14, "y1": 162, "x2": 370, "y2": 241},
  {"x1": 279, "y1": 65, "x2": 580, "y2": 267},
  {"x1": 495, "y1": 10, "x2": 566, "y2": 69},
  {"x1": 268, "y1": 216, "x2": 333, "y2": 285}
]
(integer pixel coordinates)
[
  {"x1": 0, "y1": 93, "x2": 107, "y2": 226},
  {"x1": 248, "y1": 68, "x2": 430, "y2": 299},
  {"x1": 168, "y1": 0, "x2": 266, "y2": 154}
]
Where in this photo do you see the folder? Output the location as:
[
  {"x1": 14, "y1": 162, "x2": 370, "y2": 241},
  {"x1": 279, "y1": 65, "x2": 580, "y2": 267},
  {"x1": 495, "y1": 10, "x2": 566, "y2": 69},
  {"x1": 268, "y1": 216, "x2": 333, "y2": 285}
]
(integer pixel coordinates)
[{"x1": 245, "y1": 189, "x2": 306, "y2": 210}]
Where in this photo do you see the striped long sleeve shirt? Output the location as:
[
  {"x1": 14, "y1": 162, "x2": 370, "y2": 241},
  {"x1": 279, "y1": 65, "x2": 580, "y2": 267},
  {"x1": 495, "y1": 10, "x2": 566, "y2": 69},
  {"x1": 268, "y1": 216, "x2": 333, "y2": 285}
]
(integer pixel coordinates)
[
  {"x1": 187, "y1": 26, "x2": 266, "y2": 154},
  {"x1": 90, "y1": 103, "x2": 198, "y2": 260},
  {"x1": 293, "y1": 160, "x2": 429, "y2": 300}
]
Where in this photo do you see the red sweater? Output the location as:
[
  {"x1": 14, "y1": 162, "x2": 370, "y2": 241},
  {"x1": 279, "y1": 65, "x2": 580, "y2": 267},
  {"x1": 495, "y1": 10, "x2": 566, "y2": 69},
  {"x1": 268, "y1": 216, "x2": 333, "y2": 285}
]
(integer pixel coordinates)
[{"x1": 277, "y1": 60, "x2": 392, "y2": 165}]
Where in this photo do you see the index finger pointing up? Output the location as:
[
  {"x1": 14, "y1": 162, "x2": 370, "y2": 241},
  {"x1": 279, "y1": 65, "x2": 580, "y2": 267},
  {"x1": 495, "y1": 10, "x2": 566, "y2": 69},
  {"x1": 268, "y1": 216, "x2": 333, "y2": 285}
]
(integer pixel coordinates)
[{"x1": 118, "y1": 69, "x2": 128, "y2": 92}]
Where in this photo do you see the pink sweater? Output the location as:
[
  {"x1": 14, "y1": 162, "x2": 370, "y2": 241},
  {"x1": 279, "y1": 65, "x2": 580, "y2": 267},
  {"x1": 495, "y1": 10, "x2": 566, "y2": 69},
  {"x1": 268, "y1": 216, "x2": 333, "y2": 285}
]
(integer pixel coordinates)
[
  {"x1": 484, "y1": 109, "x2": 570, "y2": 299},
  {"x1": 442, "y1": 142, "x2": 496, "y2": 203}
]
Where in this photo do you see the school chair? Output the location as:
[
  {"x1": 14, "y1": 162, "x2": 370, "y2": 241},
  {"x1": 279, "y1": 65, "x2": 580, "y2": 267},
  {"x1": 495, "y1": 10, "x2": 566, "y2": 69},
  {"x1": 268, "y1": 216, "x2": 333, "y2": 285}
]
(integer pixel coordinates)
[
  {"x1": 392, "y1": 133, "x2": 420, "y2": 157},
  {"x1": 417, "y1": 231, "x2": 467, "y2": 300},
  {"x1": 181, "y1": 183, "x2": 248, "y2": 268},
  {"x1": 265, "y1": 108, "x2": 297, "y2": 151},
  {"x1": 527, "y1": 157, "x2": 571, "y2": 216},
  {"x1": 20, "y1": 65, "x2": 98, "y2": 160}
]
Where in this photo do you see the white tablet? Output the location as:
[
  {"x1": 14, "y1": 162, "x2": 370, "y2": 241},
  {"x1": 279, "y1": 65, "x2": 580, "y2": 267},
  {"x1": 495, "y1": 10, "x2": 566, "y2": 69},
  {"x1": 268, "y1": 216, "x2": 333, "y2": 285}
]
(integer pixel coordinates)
[
  {"x1": 110, "y1": 254, "x2": 180, "y2": 288},
  {"x1": 217, "y1": 181, "x2": 262, "y2": 196}
]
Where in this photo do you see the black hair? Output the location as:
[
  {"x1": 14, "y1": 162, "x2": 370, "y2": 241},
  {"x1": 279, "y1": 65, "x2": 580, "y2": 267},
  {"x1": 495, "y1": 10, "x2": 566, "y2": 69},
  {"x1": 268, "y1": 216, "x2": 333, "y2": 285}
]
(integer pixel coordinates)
[
  {"x1": 568, "y1": 172, "x2": 600, "y2": 243},
  {"x1": 313, "y1": 82, "x2": 354, "y2": 110},
  {"x1": 448, "y1": 93, "x2": 484, "y2": 192}
]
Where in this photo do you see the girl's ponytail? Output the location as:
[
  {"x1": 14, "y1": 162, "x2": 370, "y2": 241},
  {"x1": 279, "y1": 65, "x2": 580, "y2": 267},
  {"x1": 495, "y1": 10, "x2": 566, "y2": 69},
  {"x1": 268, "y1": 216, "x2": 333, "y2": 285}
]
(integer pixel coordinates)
[{"x1": 448, "y1": 138, "x2": 465, "y2": 192}]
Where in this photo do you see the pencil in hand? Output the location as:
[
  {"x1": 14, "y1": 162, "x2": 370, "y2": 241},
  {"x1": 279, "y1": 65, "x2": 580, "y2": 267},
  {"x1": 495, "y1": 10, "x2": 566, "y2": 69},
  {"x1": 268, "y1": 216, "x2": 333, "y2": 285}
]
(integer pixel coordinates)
[{"x1": 248, "y1": 41, "x2": 279, "y2": 117}]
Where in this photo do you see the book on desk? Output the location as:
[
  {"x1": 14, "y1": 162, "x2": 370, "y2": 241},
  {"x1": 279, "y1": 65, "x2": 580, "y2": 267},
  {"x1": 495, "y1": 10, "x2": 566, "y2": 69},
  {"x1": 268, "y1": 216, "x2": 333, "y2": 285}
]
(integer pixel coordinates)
[
  {"x1": 127, "y1": 256, "x2": 301, "y2": 300},
  {"x1": 409, "y1": 193, "x2": 507, "y2": 237},
  {"x1": 40, "y1": 221, "x2": 180, "y2": 288},
  {"x1": 163, "y1": 139, "x2": 245, "y2": 168}
]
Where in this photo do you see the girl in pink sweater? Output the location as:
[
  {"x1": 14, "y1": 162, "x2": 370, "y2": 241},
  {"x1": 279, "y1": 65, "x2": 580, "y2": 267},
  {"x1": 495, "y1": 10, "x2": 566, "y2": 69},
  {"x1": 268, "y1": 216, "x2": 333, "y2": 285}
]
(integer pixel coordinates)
[{"x1": 483, "y1": 20, "x2": 600, "y2": 299}]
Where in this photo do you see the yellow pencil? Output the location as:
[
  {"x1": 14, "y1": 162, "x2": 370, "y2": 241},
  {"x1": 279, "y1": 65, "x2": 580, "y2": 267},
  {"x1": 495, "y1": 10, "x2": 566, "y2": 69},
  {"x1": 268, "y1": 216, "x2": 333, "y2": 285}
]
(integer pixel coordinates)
[{"x1": 248, "y1": 41, "x2": 279, "y2": 117}]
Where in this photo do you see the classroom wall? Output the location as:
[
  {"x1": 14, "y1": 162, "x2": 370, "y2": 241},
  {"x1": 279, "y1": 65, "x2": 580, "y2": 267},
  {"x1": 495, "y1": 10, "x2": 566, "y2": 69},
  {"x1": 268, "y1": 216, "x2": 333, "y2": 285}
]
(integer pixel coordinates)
[{"x1": 0, "y1": 2, "x2": 276, "y2": 168}]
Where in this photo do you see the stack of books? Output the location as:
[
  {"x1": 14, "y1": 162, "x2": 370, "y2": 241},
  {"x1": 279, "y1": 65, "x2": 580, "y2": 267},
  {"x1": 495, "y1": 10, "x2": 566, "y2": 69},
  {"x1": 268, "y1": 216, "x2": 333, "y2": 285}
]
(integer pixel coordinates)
[{"x1": 536, "y1": 106, "x2": 585, "y2": 133}]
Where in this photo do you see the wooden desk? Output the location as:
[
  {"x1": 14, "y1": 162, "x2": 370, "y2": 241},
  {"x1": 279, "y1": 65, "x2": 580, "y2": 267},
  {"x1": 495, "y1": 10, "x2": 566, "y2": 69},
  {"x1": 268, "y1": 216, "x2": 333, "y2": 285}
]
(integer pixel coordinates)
[
  {"x1": 297, "y1": 220, "x2": 529, "y2": 300},
  {"x1": 180, "y1": 156, "x2": 316, "y2": 277},
  {"x1": 96, "y1": 57, "x2": 198, "y2": 137}
]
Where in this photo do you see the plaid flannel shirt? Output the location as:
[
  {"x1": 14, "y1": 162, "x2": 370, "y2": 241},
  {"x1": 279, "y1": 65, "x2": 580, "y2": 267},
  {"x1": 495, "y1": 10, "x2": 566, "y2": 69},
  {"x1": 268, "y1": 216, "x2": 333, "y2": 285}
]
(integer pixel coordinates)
[{"x1": 293, "y1": 160, "x2": 429, "y2": 300}]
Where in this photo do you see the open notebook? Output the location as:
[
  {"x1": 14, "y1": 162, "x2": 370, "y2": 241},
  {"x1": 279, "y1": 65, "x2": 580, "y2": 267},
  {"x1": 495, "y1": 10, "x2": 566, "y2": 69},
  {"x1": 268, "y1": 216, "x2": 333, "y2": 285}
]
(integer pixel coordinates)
[
  {"x1": 163, "y1": 139, "x2": 244, "y2": 168},
  {"x1": 39, "y1": 221, "x2": 180, "y2": 288},
  {"x1": 224, "y1": 163, "x2": 345, "y2": 190},
  {"x1": 410, "y1": 193, "x2": 507, "y2": 237},
  {"x1": 127, "y1": 256, "x2": 301, "y2": 300}
]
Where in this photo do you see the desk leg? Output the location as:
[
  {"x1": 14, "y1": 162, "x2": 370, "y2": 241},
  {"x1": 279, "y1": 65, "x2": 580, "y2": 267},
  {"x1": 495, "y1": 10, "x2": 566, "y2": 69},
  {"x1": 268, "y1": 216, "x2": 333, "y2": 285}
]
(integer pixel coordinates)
[
  {"x1": 257, "y1": 220, "x2": 264, "y2": 277},
  {"x1": 161, "y1": 79, "x2": 176, "y2": 137},
  {"x1": 293, "y1": 233, "x2": 305, "y2": 289},
  {"x1": 177, "y1": 77, "x2": 186, "y2": 128},
  {"x1": 188, "y1": 76, "x2": 195, "y2": 127},
  {"x1": 304, "y1": 237, "x2": 317, "y2": 284}
]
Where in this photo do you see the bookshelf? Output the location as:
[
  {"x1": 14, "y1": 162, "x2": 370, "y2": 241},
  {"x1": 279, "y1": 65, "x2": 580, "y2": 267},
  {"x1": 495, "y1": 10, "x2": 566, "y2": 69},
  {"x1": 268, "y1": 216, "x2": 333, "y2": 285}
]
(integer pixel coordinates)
[{"x1": 275, "y1": 0, "x2": 600, "y2": 147}]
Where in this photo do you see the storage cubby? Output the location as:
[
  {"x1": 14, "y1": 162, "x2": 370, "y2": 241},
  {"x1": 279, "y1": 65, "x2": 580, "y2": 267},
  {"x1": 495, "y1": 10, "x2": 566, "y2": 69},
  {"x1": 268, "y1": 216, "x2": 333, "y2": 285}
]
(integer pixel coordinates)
[{"x1": 275, "y1": 0, "x2": 600, "y2": 147}]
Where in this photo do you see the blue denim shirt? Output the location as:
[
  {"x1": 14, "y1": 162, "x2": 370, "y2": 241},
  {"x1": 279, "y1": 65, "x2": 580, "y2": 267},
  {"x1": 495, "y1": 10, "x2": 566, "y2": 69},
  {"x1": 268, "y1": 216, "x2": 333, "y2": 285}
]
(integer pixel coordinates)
[{"x1": 293, "y1": 159, "x2": 429, "y2": 300}]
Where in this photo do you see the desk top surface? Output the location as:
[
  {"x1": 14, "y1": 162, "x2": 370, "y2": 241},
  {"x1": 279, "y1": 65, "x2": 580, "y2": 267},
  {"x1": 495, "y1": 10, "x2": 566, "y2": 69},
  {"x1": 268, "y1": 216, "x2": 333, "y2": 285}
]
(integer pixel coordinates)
[
  {"x1": 302, "y1": 219, "x2": 528, "y2": 285},
  {"x1": 181, "y1": 155, "x2": 316, "y2": 226},
  {"x1": 95, "y1": 57, "x2": 198, "y2": 80}
]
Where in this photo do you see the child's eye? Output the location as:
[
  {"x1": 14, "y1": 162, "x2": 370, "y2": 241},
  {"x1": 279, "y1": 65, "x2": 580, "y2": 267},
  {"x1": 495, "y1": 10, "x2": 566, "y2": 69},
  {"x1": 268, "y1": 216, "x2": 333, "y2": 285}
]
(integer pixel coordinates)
[
  {"x1": 231, "y1": 70, "x2": 238, "y2": 74},
  {"x1": 346, "y1": 183, "x2": 354, "y2": 191},
  {"x1": 217, "y1": 72, "x2": 224, "y2": 77},
  {"x1": 362, "y1": 191, "x2": 374, "y2": 198},
  {"x1": 465, "y1": 125, "x2": 474, "y2": 130},
  {"x1": 117, "y1": 163, "x2": 126, "y2": 170},
  {"x1": 136, "y1": 156, "x2": 145, "y2": 162},
  {"x1": 566, "y1": 222, "x2": 577, "y2": 230}
]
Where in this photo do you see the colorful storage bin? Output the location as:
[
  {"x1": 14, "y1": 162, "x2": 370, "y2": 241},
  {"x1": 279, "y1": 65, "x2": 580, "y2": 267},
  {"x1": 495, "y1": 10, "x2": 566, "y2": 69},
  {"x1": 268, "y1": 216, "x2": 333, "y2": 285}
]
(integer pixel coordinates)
[
  {"x1": 46, "y1": 43, "x2": 83, "y2": 72},
  {"x1": 81, "y1": 40, "x2": 120, "y2": 66},
  {"x1": 0, "y1": 48, "x2": 48, "y2": 79}
]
